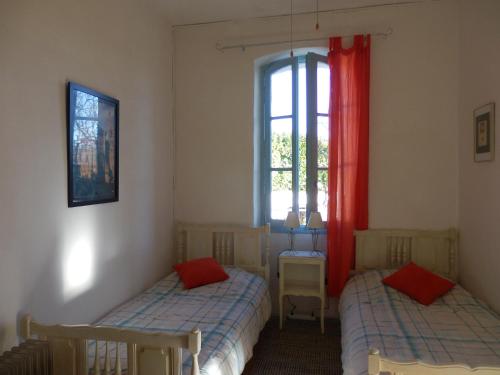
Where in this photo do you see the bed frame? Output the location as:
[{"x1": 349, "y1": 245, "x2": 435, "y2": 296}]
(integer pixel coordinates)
[
  {"x1": 355, "y1": 228, "x2": 500, "y2": 375},
  {"x1": 20, "y1": 223, "x2": 270, "y2": 375}
]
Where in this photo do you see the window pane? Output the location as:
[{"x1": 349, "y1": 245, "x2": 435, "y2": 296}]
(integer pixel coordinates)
[
  {"x1": 298, "y1": 62, "x2": 307, "y2": 225},
  {"x1": 271, "y1": 65, "x2": 292, "y2": 117},
  {"x1": 271, "y1": 118, "x2": 292, "y2": 168},
  {"x1": 298, "y1": 61, "x2": 307, "y2": 136},
  {"x1": 317, "y1": 116, "x2": 329, "y2": 168},
  {"x1": 318, "y1": 169, "x2": 328, "y2": 221},
  {"x1": 317, "y1": 62, "x2": 330, "y2": 114},
  {"x1": 271, "y1": 170, "x2": 293, "y2": 220}
]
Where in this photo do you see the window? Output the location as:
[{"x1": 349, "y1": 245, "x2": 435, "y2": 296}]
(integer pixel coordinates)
[{"x1": 260, "y1": 53, "x2": 330, "y2": 230}]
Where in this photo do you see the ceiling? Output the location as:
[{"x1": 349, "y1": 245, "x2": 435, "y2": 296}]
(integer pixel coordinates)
[{"x1": 157, "y1": 0, "x2": 425, "y2": 26}]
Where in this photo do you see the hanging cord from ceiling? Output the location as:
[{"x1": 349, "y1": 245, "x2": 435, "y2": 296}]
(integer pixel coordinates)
[
  {"x1": 316, "y1": 0, "x2": 320, "y2": 31},
  {"x1": 289, "y1": 0, "x2": 294, "y2": 57},
  {"x1": 174, "y1": 0, "x2": 436, "y2": 28}
]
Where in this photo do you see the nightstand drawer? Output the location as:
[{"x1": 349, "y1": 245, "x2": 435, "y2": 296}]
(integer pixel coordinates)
[{"x1": 281, "y1": 262, "x2": 322, "y2": 288}]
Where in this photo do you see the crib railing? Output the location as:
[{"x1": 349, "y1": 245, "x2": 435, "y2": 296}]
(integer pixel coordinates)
[{"x1": 21, "y1": 315, "x2": 201, "y2": 375}]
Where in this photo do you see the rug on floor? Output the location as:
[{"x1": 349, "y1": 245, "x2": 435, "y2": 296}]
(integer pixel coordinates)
[{"x1": 242, "y1": 316, "x2": 342, "y2": 375}]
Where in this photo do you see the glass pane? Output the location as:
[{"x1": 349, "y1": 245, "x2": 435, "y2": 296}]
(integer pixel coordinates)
[
  {"x1": 271, "y1": 118, "x2": 292, "y2": 168},
  {"x1": 271, "y1": 65, "x2": 292, "y2": 117},
  {"x1": 317, "y1": 116, "x2": 329, "y2": 168},
  {"x1": 318, "y1": 169, "x2": 328, "y2": 221},
  {"x1": 75, "y1": 91, "x2": 98, "y2": 118},
  {"x1": 71, "y1": 90, "x2": 117, "y2": 203},
  {"x1": 298, "y1": 61, "x2": 307, "y2": 137},
  {"x1": 271, "y1": 170, "x2": 293, "y2": 220},
  {"x1": 298, "y1": 145, "x2": 306, "y2": 225},
  {"x1": 298, "y1": 188, "x2": 307, "y2": 225},
  {"x1": 317, "y1": 62, "x2": 330, "y2": 114},
  {"x1": 298, "y1": 62, "x2": 307, "y2": 225},
  {"x1": 73, "y1": 119, "x2": 98, "y2": 178}
]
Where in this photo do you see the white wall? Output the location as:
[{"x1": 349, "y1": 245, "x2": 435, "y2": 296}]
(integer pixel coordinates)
[
  {"x1": 458, "y1": 0, "x2": 500, "y2": 313},
  {"x1": 174, "y1": 1, "x2": 460, "y2": 314},
  {"x1": 0, "y1": 0, "x2": 174, "y2": 352}
]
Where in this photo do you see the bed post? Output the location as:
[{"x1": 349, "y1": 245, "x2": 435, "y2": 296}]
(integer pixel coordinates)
[
  {"x1": 20, "y1": 314, "x2": 32, "y2": 339},
  {"x1": 188, "y1": 328, "x2": 201, "y2": 375},
  {"x1": 368, "y1": 348, "x2": 381, "y2": 375},
  {"x1": 449, "y1": 227, "x2": 459, "y2": 282},
  {"x1": 263, "y1": 223, "x2": 271, "y2": 283},
  {"x1": 176, "y1": 223, "x2": 184, "y2": 264}
]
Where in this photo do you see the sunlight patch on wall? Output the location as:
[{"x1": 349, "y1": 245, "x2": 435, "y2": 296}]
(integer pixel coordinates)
[{"x1": 62, "y1": 236, "x2": 95, "y2": 302}]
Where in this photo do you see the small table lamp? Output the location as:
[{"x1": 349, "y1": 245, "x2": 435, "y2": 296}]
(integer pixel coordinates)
[
  {"x1": 307, "y1": 212, "x2": 324, "y2": 253},
  {"x1": 284, "y1": 211, "x2": 300, "y2": 252}
]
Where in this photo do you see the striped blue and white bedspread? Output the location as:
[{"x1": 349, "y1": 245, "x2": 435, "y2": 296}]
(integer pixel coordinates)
[
  {"x1": 340, "y1": 270, "x2": 500, "y2": 375},
  {"x1": 89, "y1": 267, "x2": 271, "y2": 375}
]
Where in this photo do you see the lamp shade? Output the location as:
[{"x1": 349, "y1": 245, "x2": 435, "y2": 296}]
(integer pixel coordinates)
[
  {"x1": 307, "y1": 212, "x2": 323, "y2": 229},
  {"x1": 284, "y1": 211, "x2": 300, "y2": 229}
]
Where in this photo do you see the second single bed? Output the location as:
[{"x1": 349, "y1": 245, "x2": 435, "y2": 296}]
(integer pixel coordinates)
[
  {"x1": 340, "y1": 269, "x2": 500, "y2": 375},
  {"x1": 340, "y1": 228, "x2": 500, "y2": 375}
]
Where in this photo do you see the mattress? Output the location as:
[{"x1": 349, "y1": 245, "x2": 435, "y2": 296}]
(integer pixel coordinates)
[
  {"x1": 339, "y1": 270, "x2": 500, "y2": 375},
  {"x1": 88, "y1": 266, "x2": 271, "y2": 375}
]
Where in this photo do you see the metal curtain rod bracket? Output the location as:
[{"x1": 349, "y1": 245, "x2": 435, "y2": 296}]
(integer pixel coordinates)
[{"x1": 215, "y1": 27, "x2": 393, "y2": 53}]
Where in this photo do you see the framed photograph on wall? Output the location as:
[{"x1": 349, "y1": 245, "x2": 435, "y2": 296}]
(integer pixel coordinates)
[
  {"x1": 67, "y1": 82, "x2": 119, "y2": 207},
  {"x1": 474, "y1": 103, "x2": 495, "y2": 162}
]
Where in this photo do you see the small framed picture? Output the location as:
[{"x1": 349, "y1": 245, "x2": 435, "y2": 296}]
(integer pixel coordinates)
[
  {"x1": 474, "y1": 103, "x2": 495, "y2": 162},
  {"x1": 67, "y1": 82, "x2": 119, "y2": 207}
]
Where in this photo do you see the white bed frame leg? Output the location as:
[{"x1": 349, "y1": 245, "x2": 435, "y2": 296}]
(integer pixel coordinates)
[
  {"x1": 189, "y1": 329, "x2": 201, "y2": 375},
  {"x1": 368, "y1": 348, "x2": 381, "y2": 375},
  {"x1": 127, "y1": 343, "x2": 137, "y2": 375}
]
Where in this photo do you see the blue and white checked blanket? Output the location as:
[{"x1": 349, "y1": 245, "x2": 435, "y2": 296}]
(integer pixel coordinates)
[
  {"x1": 89, "y1": 267, "x2": 271, "y2": 375},
  {"x1": 340, "y1": 270, "x2": 500, "y2": 375}
]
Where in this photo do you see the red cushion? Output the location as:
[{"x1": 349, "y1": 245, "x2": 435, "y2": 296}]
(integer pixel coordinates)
[
  {"x1": 174, "y1": 257, "x2": 229, "y2": 289},
  {"x1": 382, "y1": 262, "x2": 455, "y2": 305}
]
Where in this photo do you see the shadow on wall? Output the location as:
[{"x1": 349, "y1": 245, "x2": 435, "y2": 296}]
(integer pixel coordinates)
[{"x1": 0, "y1": 324, "x2": 6, "y2": 351}]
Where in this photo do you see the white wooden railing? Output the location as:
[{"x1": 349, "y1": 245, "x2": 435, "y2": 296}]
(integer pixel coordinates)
[
  {"x1": 21, "y1": 315, "x2": 201, "y2": 375},
  {"x1": 369, "y1": 349, "x2": 500, "y2": 375}
]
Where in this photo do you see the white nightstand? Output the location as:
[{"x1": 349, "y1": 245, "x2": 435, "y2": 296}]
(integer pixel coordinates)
[{"x1": 279, "y1": 250, "x2": 326, "y2": 334}]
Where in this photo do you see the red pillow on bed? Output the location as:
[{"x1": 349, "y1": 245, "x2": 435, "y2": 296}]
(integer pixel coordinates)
[
  {"x1": 382, "y1": 262, "x2": 455, "y2": 305},
  {"x1": 174, "y1": 257, "x2": 229, "y2": 289}
]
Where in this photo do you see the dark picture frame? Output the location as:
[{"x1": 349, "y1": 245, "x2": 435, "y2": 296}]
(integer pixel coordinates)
[
  {"x1": 67, "y1": 82, "x2": 119, "y2": 207},
  {"x1": 474, "y1": 103, "x2": 495, "y2": 162}
]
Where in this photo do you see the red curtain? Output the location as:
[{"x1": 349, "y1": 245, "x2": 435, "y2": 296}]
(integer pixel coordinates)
[{"x1": 327, "y1": 35, "x2": 370, "y2": 297}]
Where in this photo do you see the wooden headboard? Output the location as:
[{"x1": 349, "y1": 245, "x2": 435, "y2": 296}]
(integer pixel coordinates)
[
  {"x1": 354, "y1": 228, "x2": 459, "y2": 282},
  {"x1": 176, "y1": 223, "x2": 271, "y2": 282}
]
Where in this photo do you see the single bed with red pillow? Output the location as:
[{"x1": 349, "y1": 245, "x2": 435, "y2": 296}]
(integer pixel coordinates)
[
  {"x1": 382, "y1": 261, "x2": 455, "y2": 305},
  {"x1": 174, "y1": 257, "x2": 229, "y2": 289}
]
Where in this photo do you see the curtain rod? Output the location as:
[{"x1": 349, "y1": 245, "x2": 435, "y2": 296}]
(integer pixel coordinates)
[{"x1": 215, "y1": 27, "x2": 393, "y2": 52}]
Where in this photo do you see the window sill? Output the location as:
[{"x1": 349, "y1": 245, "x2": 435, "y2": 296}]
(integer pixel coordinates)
[{"x1": 270, "y1": 224, "x2": 327, "y2": 235}]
